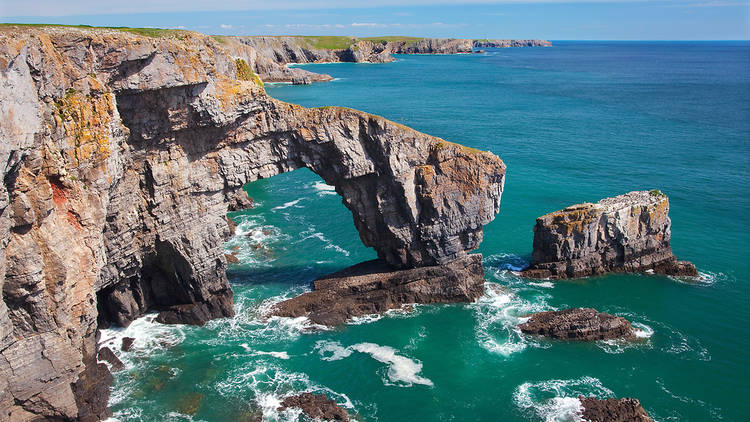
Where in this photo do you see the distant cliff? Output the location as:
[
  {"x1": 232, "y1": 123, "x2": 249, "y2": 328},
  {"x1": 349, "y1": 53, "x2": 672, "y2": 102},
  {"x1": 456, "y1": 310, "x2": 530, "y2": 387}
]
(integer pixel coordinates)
[
  {"x1": 0, "y1": 25, "x2": 505, "y2": 421},
  {"x1": 220, "y1": 36, "x2": 551, "y2": 83}
]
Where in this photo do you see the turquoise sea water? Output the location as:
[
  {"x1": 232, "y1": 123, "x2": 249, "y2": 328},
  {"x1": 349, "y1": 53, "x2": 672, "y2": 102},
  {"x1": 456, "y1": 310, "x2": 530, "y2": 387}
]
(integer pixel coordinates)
[{"x1": 103, "y1": 42, "x2": 750, "y2": 421}]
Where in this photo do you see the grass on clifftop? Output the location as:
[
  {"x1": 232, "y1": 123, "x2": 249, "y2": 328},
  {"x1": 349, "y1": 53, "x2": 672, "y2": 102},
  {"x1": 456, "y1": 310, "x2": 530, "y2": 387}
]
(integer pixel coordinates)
[
  {"x1": 0, "y1": 23, "x2": 191, "y2": 38},
  {"x1": 360, "y1": 36, "x2": 424, "y2": 45}
]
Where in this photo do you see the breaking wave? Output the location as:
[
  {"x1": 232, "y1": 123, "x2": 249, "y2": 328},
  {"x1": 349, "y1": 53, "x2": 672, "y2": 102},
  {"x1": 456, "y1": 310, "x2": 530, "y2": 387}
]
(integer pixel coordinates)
[{"x1": 513, "y1": 376, "x2": 614, "y2": 422}]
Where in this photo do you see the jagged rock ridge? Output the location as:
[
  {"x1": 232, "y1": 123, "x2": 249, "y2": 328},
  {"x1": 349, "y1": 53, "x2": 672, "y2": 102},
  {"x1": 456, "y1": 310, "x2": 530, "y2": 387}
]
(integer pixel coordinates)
[
  {"x1": 0, "y1": 26, "x2": 505, "y2": 420},
  {"x1": 521, "y1": 191, "x2": 697, "y2": 279}
]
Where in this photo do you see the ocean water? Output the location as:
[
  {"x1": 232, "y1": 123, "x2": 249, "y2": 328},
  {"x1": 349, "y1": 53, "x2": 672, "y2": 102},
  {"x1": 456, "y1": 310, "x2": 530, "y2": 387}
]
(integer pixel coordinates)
[{"x1": 103, "y1": 42, "x2": 750, "y2": 421}]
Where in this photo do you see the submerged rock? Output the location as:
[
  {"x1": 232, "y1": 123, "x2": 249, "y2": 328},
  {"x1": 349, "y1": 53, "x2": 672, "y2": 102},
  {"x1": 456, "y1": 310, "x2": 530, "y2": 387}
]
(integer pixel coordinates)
[
  {"x1": 521, "y1": 190, "x2": 698, "y2": 279},
  {"x1": 579, "y1": 397, "x2": 653, "y2": 422},
  {"x1": 279, "y1": 393, "x2": 349, "y2": 421},
  {"x1": 519, "y1": 308, "x2": 635, "y2": 341},
  {"x1": 272, "y1": 254, "x2": 485, "y2": 326}
]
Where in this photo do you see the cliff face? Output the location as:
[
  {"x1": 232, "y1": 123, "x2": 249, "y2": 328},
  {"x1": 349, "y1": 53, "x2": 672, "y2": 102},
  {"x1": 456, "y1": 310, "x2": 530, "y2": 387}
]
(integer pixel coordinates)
[
  {"x1": 226, "y1": 36, "x2": 551, "y2": 82},
  {"x1": 521, "y1": 191, "x2": 696, "y2": 279},
  {"x1": 0, "y1": 26, "x2": 505, "y2": 421}
]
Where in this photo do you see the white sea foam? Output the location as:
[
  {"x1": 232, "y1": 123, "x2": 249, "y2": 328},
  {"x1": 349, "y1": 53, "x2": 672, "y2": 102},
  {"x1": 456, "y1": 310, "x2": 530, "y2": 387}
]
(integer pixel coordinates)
[
  {"x1": 514, "y1": 376, "x2": 614, "y2": 422},
  {"x1": 310, "y1": 180, "x2": 337, "y2": 196},
  {"x1": 215, "y1": 362, "x2": 355, "y2": 421},
  {"x1": 224, "y1": 214, "x2": 286, "y2": 267},
  {"x1": 529, "y1": 281, "x2": 555, "y2": 289},
  {"x1": 295, "y1": 227, "x2": 351, "y2": 256},
  {"x1": 272, "y1": 198, "x2": 305, "y2": 211},
  {"x1": 347, "y1": 303, "x2": 417, "y2": 325},
  {"x1": 314, "y1": 340, "x2": 354, "y2": 361},
  {"x1": 351, "y1": 343, "x2": 434, "y2": 387},
  {"x1": 314, "y1": 341, "x2": 432, "y2": 387},
  {"x1": 471, "y1": 281, "x2": 553, "y2": 357},
  {"x1": 240, "y1": 344, "x2": 291, "y2": 360}
]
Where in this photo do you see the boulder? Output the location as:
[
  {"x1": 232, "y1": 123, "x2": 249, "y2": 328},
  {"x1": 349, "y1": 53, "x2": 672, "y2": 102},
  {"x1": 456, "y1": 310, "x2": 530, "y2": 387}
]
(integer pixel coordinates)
[
  {"x1": 519, "y1": 308, "x2": 635, "y2": 341},
  {"x1": 279, "y1": 393, "x2": 349, "y2": 421},
  {"x1": 579, "y1": 397, "x2": 653, "y2": 422}
]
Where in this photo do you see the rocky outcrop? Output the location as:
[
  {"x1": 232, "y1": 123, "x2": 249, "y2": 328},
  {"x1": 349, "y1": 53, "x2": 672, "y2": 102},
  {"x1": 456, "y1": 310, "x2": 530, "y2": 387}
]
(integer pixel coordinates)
[
  {"x1": 272, "y1": 254, "x2": 485, "y2": 326},
  {"x1": 279, "y1": 393, "x2": 349, "y2": 421},
  {"x1": 0, "y1": 26, "x2": 505, "y2": 420},
  {"x1": 579, "y1": 397, "x2": 653, "y2": 422},
  {"x1": 521, "y1": 191, "x2": 697, "y2": 279},
  {"x1": 519, "y1": 308, "x2": 635, "y2": 341},
  {"x1": 225, "y1": 36, "x2": 551, "y2": 83}
]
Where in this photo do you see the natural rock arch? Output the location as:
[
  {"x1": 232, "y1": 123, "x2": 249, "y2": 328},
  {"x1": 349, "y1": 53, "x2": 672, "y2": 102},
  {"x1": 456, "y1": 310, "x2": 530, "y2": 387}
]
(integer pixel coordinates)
[{"x1": 96, "y1": 78, "x2": 505, "y2": 326}]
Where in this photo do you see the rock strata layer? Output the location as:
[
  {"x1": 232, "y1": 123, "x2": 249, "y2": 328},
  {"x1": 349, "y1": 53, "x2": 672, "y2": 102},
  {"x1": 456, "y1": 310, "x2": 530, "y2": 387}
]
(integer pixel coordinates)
[
  {"x1": 0, "y1": 26, "x2": 505, "y2": 420},
  {"x1": 579, "y1": 397, "x2": 653, "y2": 422},
  {"x1": 279, "y1": 393, "x2": 350, "y2": 421},
  {"x1": 518, "y1": 308, "x2": 635, "y2": 341},
  {"x1": 272, "y1": 254, "x2": 485, "y2": 326},
  {"x1": 521, "y1": 191, "x2": 697, "y2": 279}
]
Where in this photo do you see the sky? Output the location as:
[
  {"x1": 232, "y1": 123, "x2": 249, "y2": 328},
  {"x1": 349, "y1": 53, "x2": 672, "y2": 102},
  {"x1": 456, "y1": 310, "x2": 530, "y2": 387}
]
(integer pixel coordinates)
[{"x1": 1, "y1": 1, "x2": 749, "y2": 40}]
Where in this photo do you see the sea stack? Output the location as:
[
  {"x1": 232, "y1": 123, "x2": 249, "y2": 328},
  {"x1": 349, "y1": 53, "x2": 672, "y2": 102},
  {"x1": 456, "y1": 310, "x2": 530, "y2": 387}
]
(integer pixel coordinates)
[{"x1": 521, "y1": 191, "x2": 697, "y2": 279}]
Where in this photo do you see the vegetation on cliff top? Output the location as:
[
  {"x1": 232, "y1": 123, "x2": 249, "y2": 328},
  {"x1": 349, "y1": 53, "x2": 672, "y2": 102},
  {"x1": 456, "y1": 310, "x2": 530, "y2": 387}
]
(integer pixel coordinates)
[
  {"x1": 0, "y1": 23, "x2": 191, "y2": 38},
  {"x1": 234, "y1": 58, "x2": 264, "y2": 87}
]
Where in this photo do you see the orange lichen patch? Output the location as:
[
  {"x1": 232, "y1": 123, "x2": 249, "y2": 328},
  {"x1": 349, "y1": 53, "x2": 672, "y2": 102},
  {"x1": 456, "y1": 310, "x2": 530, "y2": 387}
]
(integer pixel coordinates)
[
  {"x1": 544, "y1": 204, "x2": 600, "y2": 235},
  {"x1": 215, "y1": 77, "x2": 258, "y2": 110},
  {"x1": 48, "y1": 176, "x2": 68, "y2": 207},
  {"x1": 55, "y1": 91, "x2": 114, "y2": 166}
]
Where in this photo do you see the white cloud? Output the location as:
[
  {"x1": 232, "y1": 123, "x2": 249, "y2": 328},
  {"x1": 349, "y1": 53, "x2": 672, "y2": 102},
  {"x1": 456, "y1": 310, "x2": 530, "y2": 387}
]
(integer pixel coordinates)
[
  {"x1": 220, "y1": 24, "x2": 232, "y2": 29},
  {"x1": 351, "y1": 22, "x2": 382, "y2": 27},
  {"x1": 0, "y1": 1, "x2": 700, "y2": 18}
]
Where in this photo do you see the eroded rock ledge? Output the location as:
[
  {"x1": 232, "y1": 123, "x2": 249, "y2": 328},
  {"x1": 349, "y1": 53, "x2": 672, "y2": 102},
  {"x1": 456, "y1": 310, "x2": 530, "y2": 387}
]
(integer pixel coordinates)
[
  {"x1": 518, "y1": 308, "x2": 635, "y2": 341},
  {"x1": 579, "y1": 397, "x2": 653, "y2": 422},
  {"x1": 278, "y1": 393, "x2": 350, "y2": 421},
  {"x1": 272, "y1": 254, "x2": 485, "y2": 326},
  {"x1": 0, "y1": 26, "x2": 504, "y2": 420},
  {"x1": 521, "y1": 191, "x2": 697, "y2": 279}
]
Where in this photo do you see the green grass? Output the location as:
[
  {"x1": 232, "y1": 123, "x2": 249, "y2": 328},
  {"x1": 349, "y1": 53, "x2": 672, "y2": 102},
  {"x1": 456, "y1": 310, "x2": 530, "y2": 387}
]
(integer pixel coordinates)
[
  {"x1": 360, "y1": 36, "x2": 424, "y2": 45},
  {"x1": 234, "y1": 58, "x2": 264, "y2": 87},
  {"x1": 297, "y1": 36, "x2": 356, "y2": 50},
  {"x1": 0, "y1": 23, "x2": 190, "y2": 38},
  {"x1": 649, "y1": 189, "x2": 667, "y2": 197}
]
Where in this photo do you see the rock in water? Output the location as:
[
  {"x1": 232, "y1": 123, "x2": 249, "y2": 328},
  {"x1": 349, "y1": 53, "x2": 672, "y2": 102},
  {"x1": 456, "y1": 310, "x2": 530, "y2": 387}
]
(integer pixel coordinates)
[
  {"x1": 97, "y1": 347, "x2": 124, "y2": 371},
  {"x1": 579, "y1": 397, "x2": 653, "y2": 422},
  {"x1": 521, "y1": 190, "x2": 698, "y2": 279},
  {"x1": 272, "y1": 254, "x2": 485, "y2": 326},
  {"x1": 121, "y1": 337, "x2": 135, "y2": 352},
  {"x1": 518, "y1": 308, "x2": 635, "y2": 341},
  {"x1": 279, "y1": 393, "x2": 350, "y2": 421}
]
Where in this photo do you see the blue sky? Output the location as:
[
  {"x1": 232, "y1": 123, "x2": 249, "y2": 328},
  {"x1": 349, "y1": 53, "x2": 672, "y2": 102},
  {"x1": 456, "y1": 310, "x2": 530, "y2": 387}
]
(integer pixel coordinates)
[{"x1": 1, "y1": 1, "x2": 749, "y2": 40}]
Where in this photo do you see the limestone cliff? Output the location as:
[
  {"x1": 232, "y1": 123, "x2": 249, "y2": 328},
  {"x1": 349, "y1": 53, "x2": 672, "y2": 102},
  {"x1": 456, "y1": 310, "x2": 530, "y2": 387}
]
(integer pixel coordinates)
[
  {"x1": 0, "y1": 26, "x2": 505, "y2": 421},
  {"x1": 223, "y1": 36, "x2": 551, "y2": 83},
  {"x1": 521, "y1": 191, "x2": 697, "y2": 279}
]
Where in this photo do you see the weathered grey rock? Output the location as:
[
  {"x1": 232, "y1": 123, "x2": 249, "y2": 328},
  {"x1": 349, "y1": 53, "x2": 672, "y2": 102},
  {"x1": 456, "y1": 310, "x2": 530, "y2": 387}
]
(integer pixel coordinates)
[
  {"x1": 279, "y1": 393, "x2": 349, "y2": 421},
  {"x1": 519, "y1": 308, "x2": 635, "y2": 341},
  {"x1": 521, "y1": 191, "x2": 698, "y2": 279},
  {"x1": 0, "y1": 26, "x2": 505, "y2": 420},
  {"x1": 273, "y1": 254, "x2": 485, "y2": 326},
  {"x1": 579, "y1": 397, "x2": 653, "y2": 422},
  {"x1": 291, "y1": 76, "x2": 312, "y2": 85}
]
